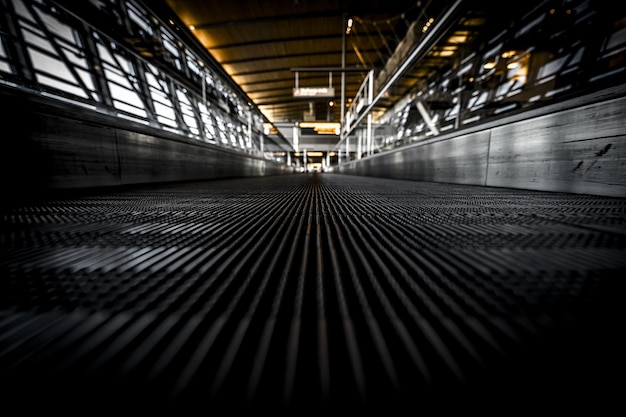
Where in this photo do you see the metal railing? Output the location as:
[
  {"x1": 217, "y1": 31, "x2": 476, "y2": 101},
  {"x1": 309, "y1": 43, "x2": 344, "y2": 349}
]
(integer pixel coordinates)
[{"x1": 336, "y1": 0, "x2": 626, "y2": 163}]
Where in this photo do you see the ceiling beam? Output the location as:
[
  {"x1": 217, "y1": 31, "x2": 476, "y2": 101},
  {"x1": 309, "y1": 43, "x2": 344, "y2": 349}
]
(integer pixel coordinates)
[
  {"x1": 190, "y1": 10, "x2": 344, "y2": 30},
  {"x1": 202, "y1": 29, "x2": 397, "y2": 51}
]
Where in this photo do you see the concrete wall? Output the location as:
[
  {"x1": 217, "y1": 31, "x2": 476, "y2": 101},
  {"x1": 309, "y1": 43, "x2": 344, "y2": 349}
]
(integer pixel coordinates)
[
  {"x1": 336, "y1": 88, "x2": 626, "y2": 198},
  {"x1": 1, "y1": 87, "x2": 293, "y2": 200}
]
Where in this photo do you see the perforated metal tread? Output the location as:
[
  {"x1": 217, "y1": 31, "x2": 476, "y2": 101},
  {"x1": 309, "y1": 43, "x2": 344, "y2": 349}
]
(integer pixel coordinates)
[{"x1": 1, "y1": 174, "x2": 625, "y2": 413}]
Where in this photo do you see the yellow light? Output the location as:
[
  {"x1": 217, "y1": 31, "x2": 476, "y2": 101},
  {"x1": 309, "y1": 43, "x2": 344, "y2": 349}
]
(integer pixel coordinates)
[
  {"x1": 433, "y1": 47, "x2": 455, "y2": 57},
  {"x1": 483, "y1": 61, "x2": 496, "y2": 69},
  {"x1": 422, "y1": 17, "x2": 435, "y2": 33},
  {"x1": 307, "y1": 152, "x2": 324, "y2": 157},
  {"x1": 299, "y1": 122, "x2": 341, "y2": 135},
  {"x1": 448, "y1": 34, "x2": 468, "y2": 44}
]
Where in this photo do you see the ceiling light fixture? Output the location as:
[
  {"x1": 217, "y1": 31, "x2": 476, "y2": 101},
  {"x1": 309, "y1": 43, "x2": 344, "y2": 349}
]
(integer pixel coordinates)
[{"x1": 346, "y1": 18, "x2": 354, "y2": 35}]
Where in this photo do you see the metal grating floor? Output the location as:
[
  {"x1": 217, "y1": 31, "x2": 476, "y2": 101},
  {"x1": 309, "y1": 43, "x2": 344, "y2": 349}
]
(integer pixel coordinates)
[{"x1": 1, "y1": 174, "x2": 625, "y2": 413}]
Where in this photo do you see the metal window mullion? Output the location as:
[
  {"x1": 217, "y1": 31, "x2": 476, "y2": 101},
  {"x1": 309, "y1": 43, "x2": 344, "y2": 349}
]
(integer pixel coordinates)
[
  {"x1": 123, "y1": 57, "x2": 152, "y2": 114},
  {"x1": 119, "y1": 0, "x2": 160, "y2": 124},
  {"x1": 204, "y1": 108, "x2": 221, "y2": 144},
  {"x1": 117, "y1": 0, "x2": 135, "y2": 41},
  {"x1": 134, "y1": 60, "x2": 159, "y2": 126},
  {"x1": 0, "y1": 0, "x2": 36, "y2": 84},
  {"x1": 81, "y1": 27, "x2": 114, "y2": 109},
  {"x1": 25, "y1": 0, "x2": 94, "y2": 99},
  {"x1": 169, "y1": 79, "x2": 189, "y2": 134},
  {"x1": 103, "y1": 40, "x2": 152, "y2": 113},
  {"x1": 458, "y1": 45, "x2": 483, "y2": 125},
  {"x1": 179, "y1": 43, "x2": 192, "y2": 80},
  {"x1": 186, "y1": 90, "x2": 206, "y2": 140}
]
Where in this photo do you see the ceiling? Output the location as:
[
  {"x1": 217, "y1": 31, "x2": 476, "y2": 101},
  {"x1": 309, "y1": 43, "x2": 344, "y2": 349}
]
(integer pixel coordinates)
[{"x1": 161, "y1": 0, "x2": 479, "y2": 126}]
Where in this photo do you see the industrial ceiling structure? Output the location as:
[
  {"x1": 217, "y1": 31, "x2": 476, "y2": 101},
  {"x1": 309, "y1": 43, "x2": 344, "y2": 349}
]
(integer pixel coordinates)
[{"x1": 161, "y1": 0, "x2": 486, "y2": 127}]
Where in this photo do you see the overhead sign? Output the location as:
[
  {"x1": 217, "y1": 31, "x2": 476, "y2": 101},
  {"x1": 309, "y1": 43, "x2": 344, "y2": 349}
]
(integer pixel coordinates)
[{"x1": 293, "y1": 87, "x2": 335, "y2": 98}]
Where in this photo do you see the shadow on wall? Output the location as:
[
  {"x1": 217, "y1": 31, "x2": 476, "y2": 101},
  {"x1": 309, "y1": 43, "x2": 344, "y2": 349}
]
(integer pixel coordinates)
[{"x1": 1, "y1": 97, "x2": 54, "y2": 203}]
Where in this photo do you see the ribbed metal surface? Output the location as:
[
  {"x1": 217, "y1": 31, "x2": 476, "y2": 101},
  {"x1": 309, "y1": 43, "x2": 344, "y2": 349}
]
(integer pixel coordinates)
[{"x1": 1, "y1": 174, "x2": 625, "y2": 412}]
